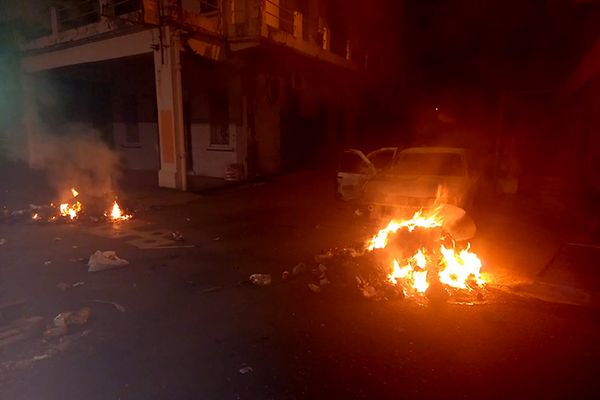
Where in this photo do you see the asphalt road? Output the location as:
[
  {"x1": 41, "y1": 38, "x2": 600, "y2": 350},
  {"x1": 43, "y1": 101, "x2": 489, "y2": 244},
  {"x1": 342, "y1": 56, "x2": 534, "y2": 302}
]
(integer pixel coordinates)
[{"x1": 1, "y1": 171, "x2": 599, "y2": 400}]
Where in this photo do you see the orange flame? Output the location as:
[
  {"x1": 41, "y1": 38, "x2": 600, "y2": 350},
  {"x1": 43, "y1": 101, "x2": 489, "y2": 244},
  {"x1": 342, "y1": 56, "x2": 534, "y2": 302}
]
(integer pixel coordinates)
[
  {"x1": 366, "y1": 207, "x2": 444, "y2": 251},
  {"x1": 58, "y1": 188, "x2": 82, "y2": 219},
  {"x1": 367, "y1": 207, "x2": 484, "y2": 296},
  {"x1": 107, "y1": 201, "x2": 132, "y2": 221}
]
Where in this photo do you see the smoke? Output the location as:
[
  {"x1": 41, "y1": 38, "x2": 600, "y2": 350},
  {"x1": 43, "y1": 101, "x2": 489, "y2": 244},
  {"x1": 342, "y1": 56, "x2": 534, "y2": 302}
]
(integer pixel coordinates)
[{"x1": 28, "y1": 125, "x2": 121, "y2": 200}]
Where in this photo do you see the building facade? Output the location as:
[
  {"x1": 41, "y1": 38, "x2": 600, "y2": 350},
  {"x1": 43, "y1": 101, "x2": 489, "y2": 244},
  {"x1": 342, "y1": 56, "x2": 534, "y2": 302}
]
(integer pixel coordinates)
[{"x1": 19, "y1": 0, "x2": 363, "y2": 190}]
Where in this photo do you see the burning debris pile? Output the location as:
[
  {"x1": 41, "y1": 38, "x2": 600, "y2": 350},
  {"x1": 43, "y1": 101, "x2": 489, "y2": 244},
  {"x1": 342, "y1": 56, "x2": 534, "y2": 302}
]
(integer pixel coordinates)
[
  {"x1": 4, "y1": 187, "x2": 132, "y2": 224},
  {"x1": 293, "y1": 206, "x2": 486, "y2": 304}
]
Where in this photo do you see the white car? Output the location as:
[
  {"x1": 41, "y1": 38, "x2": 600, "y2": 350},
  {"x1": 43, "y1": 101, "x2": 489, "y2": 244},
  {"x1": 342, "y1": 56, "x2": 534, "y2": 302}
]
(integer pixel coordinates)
[{"x1": 337, "y1": 147, "x2": 478, "y2": 220}]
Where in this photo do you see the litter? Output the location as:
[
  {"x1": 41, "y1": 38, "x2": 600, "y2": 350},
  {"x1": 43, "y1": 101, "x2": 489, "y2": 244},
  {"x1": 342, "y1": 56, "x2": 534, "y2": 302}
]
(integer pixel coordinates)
[
  {"x1": 93, "y1": 300, "x2": 125, "y2": 313},
  {"x1": 87, "y1": 250, "x2": 129, "y2": 272},
  {"x1": 53, "y1": 307, "x2": 91, "y2": 328},
  {"x1": 170, "y1": 231, "x2": 185, "y2": 242},
  {"x1": 249, "y1": 274, "x2": 272, "y2": 286},
  {"x1": 239, "y1": 365, "x2": 253, "y2": 374},
  {"x1": 292, "y1": 263, "x2": 307, "y2": 276},
  {"x1": 72, "y1": 281, "x2": 85, "y2": 288},
  {"x1": 44, "y1": 260, "x2": 52, "y2": 265},
  {"x1": 308, "y1": 283, "x2": 321, "y2": 293}
]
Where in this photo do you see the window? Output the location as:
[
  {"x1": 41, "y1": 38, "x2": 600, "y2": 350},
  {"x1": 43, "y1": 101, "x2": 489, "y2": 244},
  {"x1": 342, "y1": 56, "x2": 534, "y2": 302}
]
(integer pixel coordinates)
[{"x1": 209, "y1": 89, "x2": 229, "y2": 146}]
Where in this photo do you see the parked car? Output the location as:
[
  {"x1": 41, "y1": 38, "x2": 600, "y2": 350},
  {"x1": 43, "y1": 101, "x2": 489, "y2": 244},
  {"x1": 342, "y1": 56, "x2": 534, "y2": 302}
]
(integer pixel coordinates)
[{"x1": 337, "y1": 147, "x2": 478, "y2": 220}]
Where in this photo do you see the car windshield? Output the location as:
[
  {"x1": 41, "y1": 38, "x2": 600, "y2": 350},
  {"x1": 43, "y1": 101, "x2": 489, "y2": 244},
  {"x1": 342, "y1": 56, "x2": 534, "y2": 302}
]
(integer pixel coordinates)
[{"x1": 393, "y1": 152, "x2": 465, "y2": 176}]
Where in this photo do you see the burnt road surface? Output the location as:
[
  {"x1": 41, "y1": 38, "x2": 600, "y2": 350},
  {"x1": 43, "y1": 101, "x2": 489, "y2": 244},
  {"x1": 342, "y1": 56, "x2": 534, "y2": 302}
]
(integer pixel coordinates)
[{"x1": 1, "y1": 170, "x2": 599, "y2": 400}]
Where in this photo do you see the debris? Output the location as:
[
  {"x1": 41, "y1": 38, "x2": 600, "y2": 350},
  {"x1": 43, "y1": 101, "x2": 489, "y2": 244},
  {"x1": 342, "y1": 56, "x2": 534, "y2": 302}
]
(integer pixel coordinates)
[
  {"x1": 44, "y1": 260, "x2": 52, "y2": 265},
  {"x1": 314, "y1": 251, "x2": 333, "y2": 263},
  {"x1": 52, "y1": 307, "x2": 91, "y2": 328},
  {"x1": 292, "y1": 262, "x2": 307, "y2": 276},
  {"x1": 72, "y1": 281, "x2": 85, "y2": 288},
  {"x1": 355, "y1": 208, "x2": 364, "y2": 217},
  {"x1": 0, "y1": 238, "x2": 5, "y2": 245},
  {"x1": 308, "y1": 283, "x2": 321, "y2": 293},
  {"x1": 239, "y1": 365, "x2": 253, "y2": 374},
  {"x1": 93, "y1": 300, "x2": 125, "y2": 313},
  {"x1": 53, "y1": 237, "x2": 62, "y2": 242},
  {"x1": 72, "y1": 245, "x2": 78, "y2": 249},
  {"x1": 282, "y1": 270, "x2": 290, "y2": 280},
  {"x1": 43, "y1": 325, "x2": 68, "y2": 339},
  {"x1": 361, "y1": 285, "x2": 378, "y2": 299},
  {"x1": 213, "y1": 236, "x2": 221, "y2": 241},
  {"x1": 170, "y1": 231, "x2": 185, "y2": 242},
  {"x1": 249, "y1": 274, "x2": 272, "y2": 286},
  {"x1": 87, "y1": 250, "x2": 129, "y2": 272},
  {"x1": 319, "y1": 277, "x2": 331, "y2": 286}
]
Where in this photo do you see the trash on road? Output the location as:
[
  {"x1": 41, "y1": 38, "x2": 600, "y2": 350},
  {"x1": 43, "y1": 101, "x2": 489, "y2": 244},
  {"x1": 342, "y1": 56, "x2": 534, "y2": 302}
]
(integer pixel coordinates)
[
  {"x1": 292, "y1": 262, "x2": 307, "y2": 276},
  {"x1": 249, "y1": 274, "x2": 272, "y2": 286},
  {"x1": 239, "y1": 365, "x2": 253, "y2": 374},
  {"x1": 52, "y1": 307, "x2": 91, "y2": 328},
  {"x1": 87, "y1": 250, "x2": 129, "y2": 272},
  {"x1": 170, "y1": 231, "x2": 185, "y2": 242},
  {"x1": 308, "y1": 283, "x2": 321, "y2": 293},
  {"x1": 93, "y1": 300, "x2": 125, "y2": 313}
]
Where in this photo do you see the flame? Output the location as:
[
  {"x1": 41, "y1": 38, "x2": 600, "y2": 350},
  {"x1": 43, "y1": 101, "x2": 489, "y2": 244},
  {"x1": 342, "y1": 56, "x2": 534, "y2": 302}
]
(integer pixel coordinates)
[
  {"x1": 439, "y1": 244, "x2": 483, "y2": 289},
  {"x1": 107, "y1": 201, "x2": 132, "y2": 221},
  {"x1": 59, "y1": 201, "x2": 82, "y2": 220},
  {"x1": 58, "y1": 188, "x2": 82, "y2": 219},
  {"x1": 367, "y1": 207, "x2": 444, "y2": 251},
  {"x1": 368, "y1": 207, "x2": 484, "y2": 297}
]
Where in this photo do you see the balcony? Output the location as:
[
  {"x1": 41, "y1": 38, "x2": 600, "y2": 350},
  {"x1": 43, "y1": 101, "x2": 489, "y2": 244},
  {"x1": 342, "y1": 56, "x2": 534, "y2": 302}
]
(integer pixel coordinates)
[{"x1": 228, "y1": 0, "x2": 357, "y2": 70}]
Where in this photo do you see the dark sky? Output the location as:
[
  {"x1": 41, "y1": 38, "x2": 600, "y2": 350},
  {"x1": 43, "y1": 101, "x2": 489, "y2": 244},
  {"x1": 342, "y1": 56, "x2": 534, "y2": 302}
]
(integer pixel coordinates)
[{"x1": 385, "y1": 0, "x2": 600, "y2": 93}]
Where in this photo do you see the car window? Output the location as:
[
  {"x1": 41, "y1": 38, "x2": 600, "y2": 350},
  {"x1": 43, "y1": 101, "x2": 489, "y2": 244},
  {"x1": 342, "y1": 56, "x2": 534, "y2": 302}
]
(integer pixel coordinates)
[
  {"x1": 339, "y1": 151, "x2": 371, "y2": 174},
  {"x1": 368, "y1": 150, "x2": 395, "y2": 171},
  {"x1": 393, "y1": 153, "x2": 465, "y2": 176}
]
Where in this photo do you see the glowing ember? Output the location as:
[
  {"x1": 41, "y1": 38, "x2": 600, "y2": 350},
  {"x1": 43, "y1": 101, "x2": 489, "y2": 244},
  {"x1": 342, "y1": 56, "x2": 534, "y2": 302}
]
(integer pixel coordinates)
[
  {"x1": 366, "y1": 207, "x2": 484, "y2": 297},
  {"x1": 106, "y1": 201, "x2": 132, "y2": 221}
]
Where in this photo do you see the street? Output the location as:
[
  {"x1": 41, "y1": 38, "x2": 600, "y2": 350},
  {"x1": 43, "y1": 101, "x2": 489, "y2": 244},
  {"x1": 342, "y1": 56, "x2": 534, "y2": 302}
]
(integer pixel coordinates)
[{"x1": 1, "y1": 169, "x2": 599, "y2": 400}]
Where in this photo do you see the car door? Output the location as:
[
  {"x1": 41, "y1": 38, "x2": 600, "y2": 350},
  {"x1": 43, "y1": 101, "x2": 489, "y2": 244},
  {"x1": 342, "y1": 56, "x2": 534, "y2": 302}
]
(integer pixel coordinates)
[
  {"x1": 336, "y1": 149, "x2": 376, "y2": 201},
  {"x1": 366, "y1": 147, "x2": 398, "y2": 173}
]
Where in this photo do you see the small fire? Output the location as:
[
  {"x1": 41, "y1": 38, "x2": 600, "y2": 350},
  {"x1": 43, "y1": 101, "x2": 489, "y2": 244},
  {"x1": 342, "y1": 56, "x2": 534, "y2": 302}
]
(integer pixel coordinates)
[
  {"x1": 59, "y1": 188, "x2": 82, "y2": 220},
  {"x1": 106, "y1": 200, "x2": 131, "y2": 221},
  {"x1": 366, "y1": 207, "x2": 484, "y2": 297},
  {"x1": 367, "y1": 207, "x2": 444, "y2": 251}
]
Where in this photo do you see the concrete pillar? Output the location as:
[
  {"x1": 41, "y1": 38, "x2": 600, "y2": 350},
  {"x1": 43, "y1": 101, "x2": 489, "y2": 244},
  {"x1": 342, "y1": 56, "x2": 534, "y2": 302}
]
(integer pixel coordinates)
[{"x1": 153, "y1": 26, "x2": 187, "y2": 190}]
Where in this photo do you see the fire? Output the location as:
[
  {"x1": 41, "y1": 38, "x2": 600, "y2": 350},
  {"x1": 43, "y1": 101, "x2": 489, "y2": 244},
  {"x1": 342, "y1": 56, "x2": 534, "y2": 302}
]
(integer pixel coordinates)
[
  {"x1": 367, "y1": 207, "x2": 444, "y2": 251},
  {"x1": 59, "y1": 188, "x2": 82, "y2": 220},
  {"x1": 106, "y1": 201, "x2": 131, "y2": 221},
  {"x1": 366, "y1": 208, "x2": 484, "y2": 297}
]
